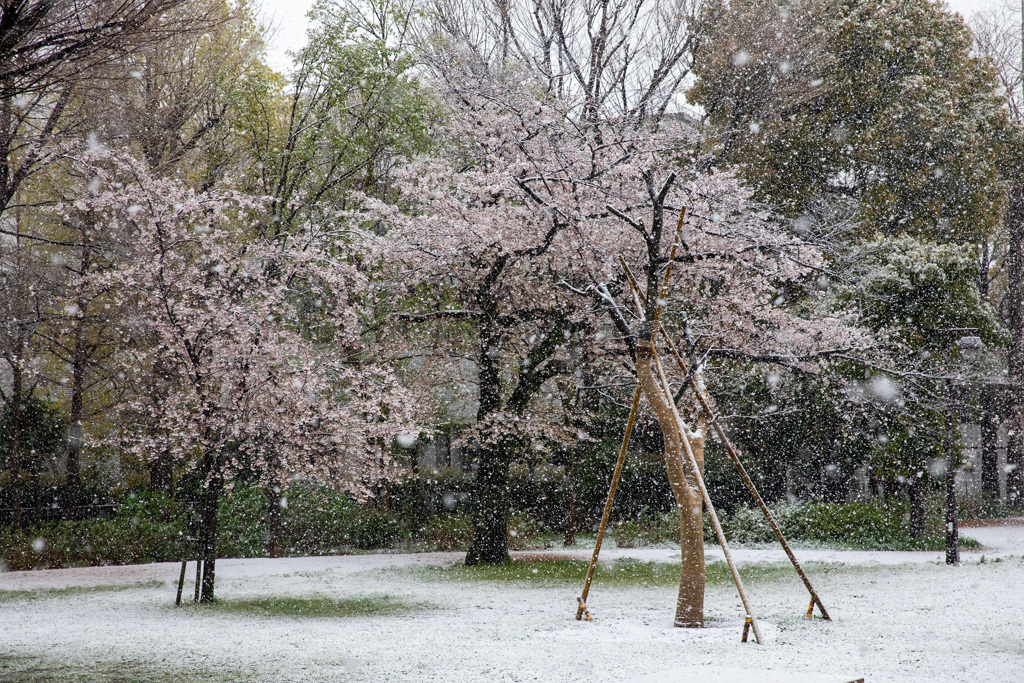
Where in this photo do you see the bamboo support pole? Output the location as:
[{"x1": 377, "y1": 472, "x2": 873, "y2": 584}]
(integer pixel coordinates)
[
  {"x1": 618, "y1": 243, "x2": 763, "y2": 640},
  {"x1": 650, "y1": 345, "x2": 763, "y2": 644},
  {"x1": 575, "y1": 384, "x2": 643, "y2": 620},
  {"x1": 575, "y1": 210, "x2": 685, "y2": 620},
  {"x1": 661, "y1": 334, "x2": 832, "y2": 621},
  {"x1": 619, "y1": 256, "x2": 645, "y2": 317}
]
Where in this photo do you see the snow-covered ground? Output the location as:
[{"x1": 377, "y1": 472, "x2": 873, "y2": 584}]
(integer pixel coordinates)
[{"x1": 2, "y1": 524, "x2": 1022, "y2": 682}]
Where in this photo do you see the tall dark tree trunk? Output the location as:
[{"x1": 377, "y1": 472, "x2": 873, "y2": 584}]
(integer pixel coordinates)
[
  {"x1": 978, "y1": 239, "x2": 991, "y2": 300},
  {"x1": 466, "y1": 441, "x2": 512, "y2": 565},
  {"x1": 1005, "y1": 178, "x2": 1024, "y2": 505},
  {"x1": 980, "y1": 387, "x2": 1001, "y2": 501},
  {"x1": 466, "y1": 328, "x2": 511, "y2": 565},
  {"x1": 65, "y1": 313, "x2": 86, "y2": 520},
  {"x1": 199, "y1": 453, "x2": 222, "y2": 603},
  {"x1": 268, "y1": 485, "x2": 283, "y2": 558},
  {"x1": 562, "y1": 447, "x2": 577, "y2": 547}
]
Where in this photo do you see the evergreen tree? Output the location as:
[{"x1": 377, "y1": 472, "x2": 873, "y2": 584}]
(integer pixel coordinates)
[{"x1": 690, "y1": 0, "x2": 1010, "y2": 242}]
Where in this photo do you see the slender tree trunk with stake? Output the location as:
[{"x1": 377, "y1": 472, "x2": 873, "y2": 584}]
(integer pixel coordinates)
[
  {"x1": 936, "y1": 328, "x2": 981, "y2": 565},
  {"x1": 944, "y1": 341, "x2": 959, "y2": 566}
]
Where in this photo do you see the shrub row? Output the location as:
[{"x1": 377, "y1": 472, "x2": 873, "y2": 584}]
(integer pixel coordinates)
[
  {"x1": 2, "y1": 484, "x2": 976, "y2": 571},
  {"x1": 1, "y1": 493, "x2": 186, "y2": 571},
  {"x1": 609, "y1": 500, "x2": 977, "y2": 551}
]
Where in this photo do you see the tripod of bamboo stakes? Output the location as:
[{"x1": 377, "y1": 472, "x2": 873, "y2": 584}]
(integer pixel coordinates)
[{"x1": 574, "y1": 209, "x2": 832, "y2": 643}]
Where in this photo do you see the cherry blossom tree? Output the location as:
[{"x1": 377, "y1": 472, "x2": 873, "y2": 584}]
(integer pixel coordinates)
[
  {"x1": 385, "y1": 0, "x2": 717, "y2": 568},
  {"x1": 367, "y1": 75, "x2": 599, "y2": 565},
  {"x1": 370, "y1": 59, "x2": 867, "y2": 628},
  {"x1": 67, "y1": 150, "x2": 410, "y2": 601},
  {"x1": 356, "y1": 0, "x2": 873, "y2": 629},
  {"x1": 585, "y1": 166, "x2": 871, "y2": 626}
]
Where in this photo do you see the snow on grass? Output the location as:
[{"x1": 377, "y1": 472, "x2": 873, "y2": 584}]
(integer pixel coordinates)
[
  {"x1": 2, "y1": 528, "x2": 1023, "y2": 682},
  {"x1": 412, "y1": 557, "x2": 848, "y2": 588},
  {"x1": 199, "y1": 594, "x2": 426, "y2": 618},
  {"x1": 0, "y1": 580, "x2": 164, "y2": 603}
]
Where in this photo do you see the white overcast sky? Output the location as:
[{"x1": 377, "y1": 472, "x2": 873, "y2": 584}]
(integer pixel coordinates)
[{"x1": 255, "y1": 0, "x2": 1015, "y2": 75}]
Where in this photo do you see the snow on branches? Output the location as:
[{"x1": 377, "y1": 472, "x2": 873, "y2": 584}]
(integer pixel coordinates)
[
  {"x1": 366, "y1": 54, "x2": 869, "y2": 449},
  {"x1": 63, "y1": 150, "x2": 411, "y2": 495}
]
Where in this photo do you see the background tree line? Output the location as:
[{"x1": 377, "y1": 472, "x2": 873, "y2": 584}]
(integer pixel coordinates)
[{"x1": 2, "y1": 0, "x2": 1024, "y2": 589}]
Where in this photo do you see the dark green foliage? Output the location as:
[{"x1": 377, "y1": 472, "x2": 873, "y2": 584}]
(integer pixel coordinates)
[
  {"x1": 705, "y1": 500, "x2": 982, "y2": 550},
  {"x1": 690, "y1": 0, "x2": 1010, "y2": 241},
  {"x1": 386, "y1": 467, "x2": 474, "y2": 529},
  {"x1": 612, "y1": 518, "x2": 645, "y2": 548},
  {"x1": 610, "y1": 512, "x2": 681, "y2": 548},
  {"x1": 420, "y1": 513, "x2": 473, "y2": 551},
  {"x1": 828, "y1": 236, "x2": 1005, "y2": 495},
  {"x1": 218, "y1": 486, "x2": 270, "y2": 558},
  {"x1": 0, "y1": 481, "x2": 983, "y2": 571},
  {"x1": 832, "y1": 237, "x2": 1005, "y2": 350},
  {"x1": 713, "y1": 370, "x2": 869, "y2": 505},
  {"x1": 507, "y1": 465, "x2": 566, "y2": 530},
  {"x1": 569, "y1": 432, "x2": 675, "y2": 524},
  {"x1": 0, "y1": 515, "x2": 186, "y2": 571},
  {"x1": 0, "y1": 486, "x2": 410, "y2": 569},
  {"x1": 0, "y1": 396, "x2": 66, "y2": 513},
  {"x1": 348, "y1": 509, "x2": 407, "y2": 550},
  {"x1": 218, "y1": 484, "x2": 408, "y2": 555},
  {"x1": 580, "y1": 497, "x2": 981, "y2": 551},
  {"x1": 0, "y1": 396, "x2": 65, "y2": 457},
  {"x1": 506, "y1": 511, "x2": 544, "y2": 551},
  {"x1": 275, "y1": 485, "x2": 359, "y2": 554}
]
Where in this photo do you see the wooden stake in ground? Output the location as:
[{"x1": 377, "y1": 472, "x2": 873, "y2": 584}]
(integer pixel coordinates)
[{"x1": 575, "y1": 384, "x2": 643, "y2": 621}]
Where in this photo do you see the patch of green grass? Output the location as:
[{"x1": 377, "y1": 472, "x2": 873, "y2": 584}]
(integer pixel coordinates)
[
  {"x1": 192, "y1": 594, "x2": 421, "y2": 618},
  {"x1": 415, "y1": 558, "x2": 849, "y2": 588},
  {"x1": 0, "y1": 580, "x2": 164, "y2": 603},
  {"x1": 704, "y1": 561, "x2": 810, "y2": 585},
  {"x1": 0, "y1": 654, "x2": 244, "y2": 683},
  {"x1": 424, "y1": 558, "x2": 673, "y2": 586}
]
